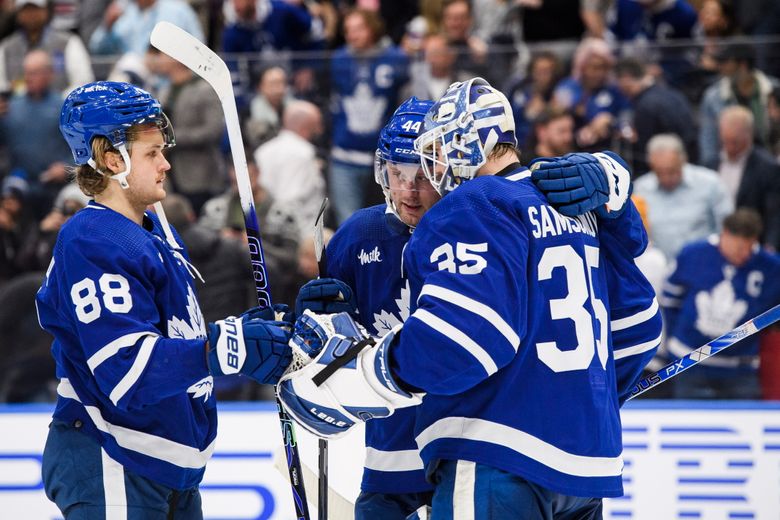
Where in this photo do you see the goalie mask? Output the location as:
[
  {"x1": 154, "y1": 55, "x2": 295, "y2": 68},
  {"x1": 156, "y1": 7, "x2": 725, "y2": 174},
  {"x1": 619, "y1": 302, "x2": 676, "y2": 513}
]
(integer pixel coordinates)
[
  {"x1": 375, "y1": 97, "x2": 439, "y2": 227},
  {"x1": 60, "y1": 81, "x2": 175, "y2": 189},
  {"x1": 414, "y1": 77, "x2": 516, "y2": 196}
]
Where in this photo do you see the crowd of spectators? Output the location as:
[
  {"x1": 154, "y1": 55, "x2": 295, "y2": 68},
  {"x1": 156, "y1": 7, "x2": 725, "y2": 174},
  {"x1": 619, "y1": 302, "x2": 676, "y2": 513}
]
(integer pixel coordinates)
[{"x1": 1, "y1": 0, "x2": 780, "y2": 402}]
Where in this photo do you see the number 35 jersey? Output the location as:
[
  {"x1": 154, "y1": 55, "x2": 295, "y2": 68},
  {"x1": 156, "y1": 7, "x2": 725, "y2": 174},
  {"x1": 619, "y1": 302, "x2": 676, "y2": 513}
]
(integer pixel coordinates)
[
  {"x1": 36, "y1": 202, "x2": 216, "y2": 490},
  {"x1": 396, "y1": 166, "x2": 661, "y2": 498}
]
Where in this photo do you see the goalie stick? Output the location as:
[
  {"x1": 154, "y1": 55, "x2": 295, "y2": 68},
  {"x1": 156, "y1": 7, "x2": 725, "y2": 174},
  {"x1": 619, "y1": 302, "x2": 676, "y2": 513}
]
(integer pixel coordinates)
[
  {"x1": 627, "y1": 302, "x2": 780, "y2": 400},
  {"x1": 150, "y1": 22, "x2": 311, "y2": 520}
]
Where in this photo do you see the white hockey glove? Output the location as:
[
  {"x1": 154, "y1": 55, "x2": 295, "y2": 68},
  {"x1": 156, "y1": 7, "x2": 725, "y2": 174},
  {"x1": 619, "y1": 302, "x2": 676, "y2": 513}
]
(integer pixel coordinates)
[
  {"x1": 277, "y1": 310, "x2": 422, "y2": 439},
  {"x1": 530, "y1": 151, "x2": 631, "y2": 219}
]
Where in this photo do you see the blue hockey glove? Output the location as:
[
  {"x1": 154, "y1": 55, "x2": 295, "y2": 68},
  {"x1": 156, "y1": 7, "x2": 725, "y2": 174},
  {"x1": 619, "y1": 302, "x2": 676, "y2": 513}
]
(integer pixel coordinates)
[
  {"x1": 207, "y1": 315, "x2": 292, "y2": 385},
  {"x1": 295, "y1": 278, "x2": 357, "y2": 317},
  {"x1": 530, "y1": 151, "x2": 631, "y2": 219},
  {"x1": 240, "y1": 303, "x2": 294, "y2": 324},
  {"x1": 278, "y1": 310, "x2": 421, "y2": 439}
]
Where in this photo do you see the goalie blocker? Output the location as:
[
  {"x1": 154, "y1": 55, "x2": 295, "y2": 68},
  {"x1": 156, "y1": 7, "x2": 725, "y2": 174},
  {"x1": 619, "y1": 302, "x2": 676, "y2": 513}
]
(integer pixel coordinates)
[{"x1": 278, "y1": 311, "x2": 421, "y2": 439}]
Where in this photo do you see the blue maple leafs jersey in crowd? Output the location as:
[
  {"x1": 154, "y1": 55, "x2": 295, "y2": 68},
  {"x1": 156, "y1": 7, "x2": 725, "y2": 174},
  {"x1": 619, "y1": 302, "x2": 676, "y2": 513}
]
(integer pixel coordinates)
[
  {"x1": 36, "y1": 202, "x2": 216, "y2": 490},
  {"x1": 610, "y1": 0, "x2": 698, "y2": 42},
  {"x1": 661, "y1": 236, "x2": 780, "y2": 364},
  {"x1": 326, "y1": 204, "x2": 432, "y2": 494},
  {"x1": 330, "y1": 46, "x2": 409, "y2": 160},
  {"x1": 393, "y1": 165, "x2": 661, "y2": 498}
]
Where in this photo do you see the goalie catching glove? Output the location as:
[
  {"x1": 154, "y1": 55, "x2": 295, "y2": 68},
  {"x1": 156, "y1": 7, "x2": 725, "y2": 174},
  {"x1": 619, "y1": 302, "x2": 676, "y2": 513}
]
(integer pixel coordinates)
[
  {"x1": 277, "y1": 310, "x2": 422, "y2": 439},
  {"x1": 530, "y1": 151, "x2": 631, "y2": 219},
  {"x1": 207, "y1": 304, "x2": 293, "y2": 385}
]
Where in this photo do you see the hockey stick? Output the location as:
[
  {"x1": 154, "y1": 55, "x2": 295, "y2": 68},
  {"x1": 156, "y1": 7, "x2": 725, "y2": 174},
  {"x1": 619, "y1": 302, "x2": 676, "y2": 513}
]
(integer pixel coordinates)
[
  {"x1": 150, "y1": 22, "x2": 311, "y2": 520},
  {"x1": 627, "y1": 302, "x2": 780, "y2": 400},
  {"x1": 313, "y1": 198, "x2": 329, "y2": 520}
]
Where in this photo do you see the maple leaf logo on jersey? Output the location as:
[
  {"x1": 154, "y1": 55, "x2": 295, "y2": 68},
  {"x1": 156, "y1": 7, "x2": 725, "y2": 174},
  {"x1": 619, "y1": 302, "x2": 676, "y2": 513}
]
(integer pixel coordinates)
[
  {"x1": 344, "y1": 82, "x2": 387, "y2": 135},
  {"x1": 187, "y1": 376, "x2": 213, "y2": 402},
  {"x1": 168, "y1": 285, "x2": 207, "y2": 340},
  {"x1": 694, "y1": 270, "x2": 748, "y2": 337},
  {"x1": 371, "y1": 280, "x2": 411, "y2": 335}
]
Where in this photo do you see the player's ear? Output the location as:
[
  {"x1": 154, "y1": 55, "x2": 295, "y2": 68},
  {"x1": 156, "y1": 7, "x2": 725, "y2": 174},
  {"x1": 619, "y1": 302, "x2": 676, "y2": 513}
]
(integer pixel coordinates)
[{"x1": 103, "y1": 150, "x2": 125, "y2": 174}]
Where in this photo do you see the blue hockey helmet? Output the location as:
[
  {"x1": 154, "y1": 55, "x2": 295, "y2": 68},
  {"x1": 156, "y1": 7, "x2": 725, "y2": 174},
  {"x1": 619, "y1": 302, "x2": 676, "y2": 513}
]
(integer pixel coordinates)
[
  {"x1": 375, "y1": 97, "x2": 436, "y2": 222},
  {"x1": 414, "y1": 77, "x2": 516, "y2": 196},
  {"x1": 59, "y1": 81, "x2": 174, "y2": 188}
]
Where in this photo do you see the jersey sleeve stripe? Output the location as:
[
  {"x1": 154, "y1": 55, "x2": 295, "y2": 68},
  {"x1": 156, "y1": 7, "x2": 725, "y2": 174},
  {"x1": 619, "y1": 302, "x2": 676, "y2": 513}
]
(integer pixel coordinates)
[
  {"x1": 412, "y1": 309, "x2": 499, "y2": 376},
  {"x1": 364, "y1": 447, "x2": 425, "y2": 472},
  {"x1": 415, "y1": 416, "x2": 623, "y2": 478},
  {"x1": 109, "y1": 335, "x2": 159, "y2": 405},
  {"x1": 613, "y1": 331, "x2": 663, "y2": 360},
  {"x1": 58, "y1": 378, "x2": 216, "y2": 469},
  {"x1": 87, "y1": 331, "x2": 159, "y2": 372},
  {"x1": 419, "y1": 284, "x2": 520, "y2": 350},
  {"x1": 610, "y1": 299, "x2": 659, "y2": 331}
]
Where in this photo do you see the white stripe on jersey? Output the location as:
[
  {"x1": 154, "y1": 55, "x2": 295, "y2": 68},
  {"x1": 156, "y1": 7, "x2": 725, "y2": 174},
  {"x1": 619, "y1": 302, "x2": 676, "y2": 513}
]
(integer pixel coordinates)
[
  {"x1": 109, "y1": 336, "x2": 158, "y2": 405},
  {"x1": 58, "y1": 379, "x2": 215, "y2": 469},
  {"x1": 610, "y1": 299, "x2": 659, "y2": 331},
  {"x1": 413, "y1": 309, "x2": 499, "y2": 376},
  {"x1": 416, "y1": 416, "x2": 623, "y2": 478},
  {"x1": 364, "y1": 447, "x2": 425, "y2": 472},
  {"x1": 613, "y1": 331, "x2": 663, "y2": 360},
  {"x1": 418, "y1": 284, "x2": 520, "y2": 351},
  {"x1": 101, "y1": 448, "x2": 127, "y2": 520},
  {"x1": 88, "y1": 332, "x2": 159, "y2": 372},
  {"x1": 453, "y1": 460, "x2": 476, "y2": 520},
  {"x1": 505, "y1": 170, "x2": 531, "y2": 181}
]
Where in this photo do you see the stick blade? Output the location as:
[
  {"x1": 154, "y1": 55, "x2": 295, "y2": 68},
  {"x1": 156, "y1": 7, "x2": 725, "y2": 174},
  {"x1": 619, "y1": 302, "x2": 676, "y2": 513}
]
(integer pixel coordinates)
[{"x1": 150, "y1": 22, "x2": 231, "y2": 97}]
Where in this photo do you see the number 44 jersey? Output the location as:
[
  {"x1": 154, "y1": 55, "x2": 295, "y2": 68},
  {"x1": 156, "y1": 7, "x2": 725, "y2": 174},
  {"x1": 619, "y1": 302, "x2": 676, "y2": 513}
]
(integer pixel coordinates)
[
  {"x1": 36, "y1": 201, "x2": 217, "y2": 490},
  {"x1": 395, "y1": 165, "x2": 662, "y2": 498}
]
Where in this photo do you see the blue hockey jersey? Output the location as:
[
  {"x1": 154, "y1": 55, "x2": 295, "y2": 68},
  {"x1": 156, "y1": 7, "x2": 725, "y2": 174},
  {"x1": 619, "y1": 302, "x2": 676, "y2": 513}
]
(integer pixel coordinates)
[
  {"x1": 327, "y1": 204, "x2": 432, "y2": 494},
  {"x1": 393, "y1": 165, "x2": 661, "y2": 498},
  {"x1": 662, "y1": 236, "x2": 780, "y2": 365},
  {"x1": 36, "y1": 202, "x2": 216, "y2": 490},
  {"x1": 330, "y1": 45, "x2": 409, "y2": 164}
]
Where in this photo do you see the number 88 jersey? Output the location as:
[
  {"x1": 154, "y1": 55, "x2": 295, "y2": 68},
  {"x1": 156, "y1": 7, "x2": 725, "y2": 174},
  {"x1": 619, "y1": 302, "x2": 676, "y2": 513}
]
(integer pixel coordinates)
[
  {"x1": 36, "y1": 201, "x2": 217, "y2": 490},
  {"x1": 396, "y1": 166, "x2": 661, "y2": 499}
]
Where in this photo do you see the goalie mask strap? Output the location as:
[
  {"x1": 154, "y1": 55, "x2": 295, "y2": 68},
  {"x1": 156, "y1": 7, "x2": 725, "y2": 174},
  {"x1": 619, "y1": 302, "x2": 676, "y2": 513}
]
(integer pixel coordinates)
[{"x1": 312, "y1": 338, "x2": 375, "y2": 387}]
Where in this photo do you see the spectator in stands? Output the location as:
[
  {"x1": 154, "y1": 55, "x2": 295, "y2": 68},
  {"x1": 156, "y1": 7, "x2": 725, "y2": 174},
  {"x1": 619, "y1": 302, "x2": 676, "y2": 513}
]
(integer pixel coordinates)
[
  {"x1": 630, "y1": 193, "x2": 667, "y2": 298},
  {"x1": 522, "y1": 107, "x2": 576, "y2": 164},
  {"x1": 698, "y1": 44, "x2": 779, "y2": 168},
  {"x1": 89, "y1": 0, "x2": 203, "y2": 56},
  {"x1": 615, "y1": 56, "x2": 697, "y2": 175},
  {"x1": 405, "y1": 33, "x2": 464, "y2": 101},
  {"x1": 471, "y1": 0, "x2": 523, "y2": 48},
  {"x1": 693, "y1": 0, "x2": 737, "y2": 73},
  {"x1": 661, "y1": 208, "x2": 780, "y2": 399},
  {"x1": 329, "y1": 8, "x2": 408, "y2": 224},
  {"x1": 581, "y1": 0, "x2": 613, "y2": 38},
  {"x1": 0, "y1": 50, "x2": 73, "y2": 217},
  {"x1": 504, "y1": 51, "x2": 563, "y2": 149},
  {"x1": 634, "y1": 133, "x2": 733, "y2": 259},
  {"x1": 401, "y1": 0, "x2": 444, "y2": 55},
  {"x1": 715, "y1": 105, "x2": 780, "y2": 251},
  {"x1": 254, "y1": 100, "x2": 325, "y2": 239},
  {"x1": 0, "y1": 0, "x2": 93, "y2": 96},
  {"x1": 768, "y1": 85, "x2": 780, "y2": 159},
  {"x1": 199, "y1": 159, "x2": 300, "y2": 306},
  {"x1": 245, "y1": 65, "x2": 291, "y2": 150},
  {"x1": 610, "y1": 0, "x2": 698, "y2": 42},
  {"x1": 0, "y1": 174, "x2": 34, "y2": 282},
  {"x1": 440, "y1": 0, "x2": 488, "y2": 80},
  {"x1": 156, "y1": 51, "x2": 226, "y2": 214},
  {"x1": 553, "y1": 37, "x2": 630, "y2": 152}
]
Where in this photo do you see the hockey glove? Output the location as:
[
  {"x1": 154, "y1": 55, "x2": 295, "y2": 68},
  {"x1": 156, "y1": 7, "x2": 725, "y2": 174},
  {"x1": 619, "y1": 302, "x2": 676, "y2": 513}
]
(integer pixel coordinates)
[
  {"x1": 277, "y1": 310, "x2": 421, "y2": 439},
  {"x1": 207, "y1": 315, "x2": 292, "y2": 385},
  {"x1": 295, "y1": 278, "x2": 357, "y2": 317},
  {"x1": 240, "y1": 303, "x2": 295, "y2": 324},
  {"x1": 530, "y1": 151, "x2": 631, "y2": 219}
]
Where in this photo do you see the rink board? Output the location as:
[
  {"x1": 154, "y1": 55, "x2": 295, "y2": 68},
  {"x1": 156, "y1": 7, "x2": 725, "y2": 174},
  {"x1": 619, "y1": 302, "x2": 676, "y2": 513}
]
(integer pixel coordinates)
[{"x1": 1, "y1": 401, "x2": 778, "y2": 520}]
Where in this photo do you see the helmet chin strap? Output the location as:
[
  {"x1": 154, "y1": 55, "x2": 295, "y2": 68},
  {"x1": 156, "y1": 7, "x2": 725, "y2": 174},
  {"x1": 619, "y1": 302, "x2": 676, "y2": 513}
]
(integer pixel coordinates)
[{"x1": 88, "y1": 144, "x2": 182, "y2": 252}]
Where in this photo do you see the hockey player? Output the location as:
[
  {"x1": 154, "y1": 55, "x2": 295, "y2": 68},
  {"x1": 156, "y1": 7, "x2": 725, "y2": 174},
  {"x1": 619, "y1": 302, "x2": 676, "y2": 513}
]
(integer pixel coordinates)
[
  {"x1": 299, "y1": 97, "x2": 438, "y2": 519},
  {"x1": 37, "y1": 81, "x2": 293, "y2": 518},
  {"x1": 282, "y1": 78, "x2": 662, "y2": 518}
]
